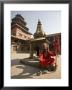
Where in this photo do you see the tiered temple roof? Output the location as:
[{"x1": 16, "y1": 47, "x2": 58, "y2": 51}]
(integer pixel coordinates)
[{"x1": 11, "y1": 14, "x2": 32, "y2": 35}]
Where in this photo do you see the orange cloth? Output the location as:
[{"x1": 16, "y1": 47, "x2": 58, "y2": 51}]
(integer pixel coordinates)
[{"x1": 39, "y1": 50, "x2": 56, "y2": 67}]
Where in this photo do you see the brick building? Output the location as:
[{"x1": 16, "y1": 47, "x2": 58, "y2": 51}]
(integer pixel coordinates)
[{"x1": 11, "y1": 14, "x2": 32, "y2": 53}]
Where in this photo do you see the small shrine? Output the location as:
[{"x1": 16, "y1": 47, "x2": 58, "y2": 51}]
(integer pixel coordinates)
[{"x1": 30, "y1": 20, "x2": 49, "y2": 59}]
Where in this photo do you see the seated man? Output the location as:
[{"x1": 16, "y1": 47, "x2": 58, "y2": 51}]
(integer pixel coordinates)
[{"x1": 39, "y1": 43, "x2": 57, "y2": 70}]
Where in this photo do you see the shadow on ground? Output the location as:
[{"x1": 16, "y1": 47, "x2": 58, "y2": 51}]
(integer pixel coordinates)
[
  {"x1": 11, "y1": 64, "x2": 50, "y2": 79},
  {"x1": 11, "y1": 58, "x2": 56, "y2": 79},
  {"x1": 11, "y1": 59, "x2": 21, "y2": 66},
  {"x1": 11, "y1": 57, "x2": 38, "y2": 66}
]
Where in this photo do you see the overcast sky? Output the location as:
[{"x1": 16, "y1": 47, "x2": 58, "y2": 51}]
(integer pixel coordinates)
[{"x1": 11, "y1": 11, "x2": 61, "y2": 35}]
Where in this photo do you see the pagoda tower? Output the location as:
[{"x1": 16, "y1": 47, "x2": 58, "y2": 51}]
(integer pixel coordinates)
[
  {"x1": 34, "y1": 19, "x2": 46, "y2": 38},
  {"x1": 11, "y1": 14, "x2": 29, "y2": 32}
]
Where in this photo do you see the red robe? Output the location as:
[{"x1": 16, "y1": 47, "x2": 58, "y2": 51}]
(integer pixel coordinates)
[
  {"x1": 39, "y1": 50, "x2": 56, "y2": 67},
  {"x1": 53, "y1": 39, "x2": 60, "y2": 54}
]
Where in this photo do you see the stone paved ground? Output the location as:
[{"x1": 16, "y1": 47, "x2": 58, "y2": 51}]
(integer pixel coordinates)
[{"x1": 11, "y1": 53, "x2": 61, "y2": 79}]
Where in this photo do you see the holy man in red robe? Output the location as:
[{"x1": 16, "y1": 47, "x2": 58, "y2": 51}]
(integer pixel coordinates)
[{"x1": 39, "y1": 43, "x2": 56, "y2": 68}]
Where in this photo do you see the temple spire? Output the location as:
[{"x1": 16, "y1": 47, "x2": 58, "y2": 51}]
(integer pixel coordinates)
[{"x1": 34, "y1": 19, "x2": 46, "y2": 38}]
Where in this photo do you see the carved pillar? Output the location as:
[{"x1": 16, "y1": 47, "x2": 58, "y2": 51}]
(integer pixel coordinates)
[{"x1": 30, "y1": 42, "x2": 33, "y2": 59}]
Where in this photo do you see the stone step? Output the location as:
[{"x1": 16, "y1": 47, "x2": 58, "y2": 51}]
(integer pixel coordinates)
[{"x1": 20, "y1": 59, "x2": 57, "y2": 71}]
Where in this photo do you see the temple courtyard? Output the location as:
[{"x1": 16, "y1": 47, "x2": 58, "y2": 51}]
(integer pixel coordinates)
[{"x1": 11, "y1": 53, "x2": 61, "y2": 79}]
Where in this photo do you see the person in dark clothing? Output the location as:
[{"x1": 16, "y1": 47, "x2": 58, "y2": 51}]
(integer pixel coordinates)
[{"x1": 36, "y1": 46, "x2": 39, "y2": 56}]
